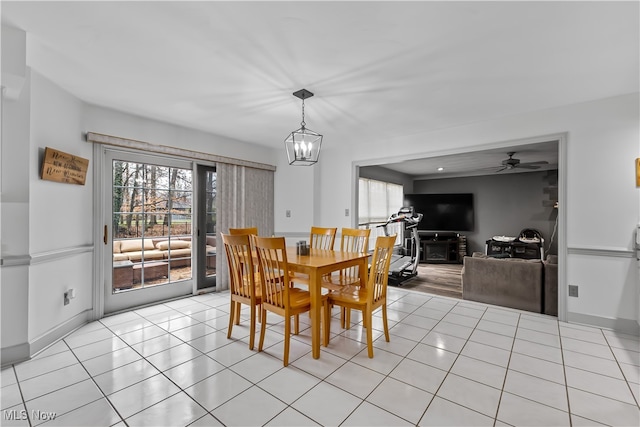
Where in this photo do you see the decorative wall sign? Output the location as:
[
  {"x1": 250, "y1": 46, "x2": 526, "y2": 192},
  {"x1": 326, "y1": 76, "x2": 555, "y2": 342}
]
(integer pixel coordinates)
[{"x1": 40, "y1": 147, "x2": 89, "y2": 185}]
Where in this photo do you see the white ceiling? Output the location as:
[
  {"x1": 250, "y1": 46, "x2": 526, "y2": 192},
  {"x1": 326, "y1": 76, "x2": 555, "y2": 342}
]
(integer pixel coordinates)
[{"x1": 2, "y1": 1, "x2": 638, "y2": 176}]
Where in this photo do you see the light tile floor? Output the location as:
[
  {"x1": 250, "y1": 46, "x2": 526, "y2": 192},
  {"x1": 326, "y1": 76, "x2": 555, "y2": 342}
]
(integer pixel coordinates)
[{"x1": 1, "y1": 288, "x2": 639, "y2": 426}]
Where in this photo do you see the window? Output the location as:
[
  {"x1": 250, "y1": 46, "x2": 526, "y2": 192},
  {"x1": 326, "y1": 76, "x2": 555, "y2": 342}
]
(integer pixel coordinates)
[
  {"x1": 358, "y1": 178, "x2": 404, "y2": 249},
  {"x1": 112, "y1": 160, "x2": 194, "y2": 292}
]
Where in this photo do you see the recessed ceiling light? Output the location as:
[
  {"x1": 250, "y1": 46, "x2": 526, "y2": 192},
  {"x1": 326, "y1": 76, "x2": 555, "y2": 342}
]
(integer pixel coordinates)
[{"x1": 437, "y1": 167, "x2": 444, "y2": 171}]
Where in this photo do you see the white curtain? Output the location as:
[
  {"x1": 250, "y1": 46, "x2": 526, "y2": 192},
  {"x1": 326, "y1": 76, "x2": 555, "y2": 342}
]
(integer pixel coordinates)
[{"x1": 216, "y1": 163, "x2": 274, "y2": 290}]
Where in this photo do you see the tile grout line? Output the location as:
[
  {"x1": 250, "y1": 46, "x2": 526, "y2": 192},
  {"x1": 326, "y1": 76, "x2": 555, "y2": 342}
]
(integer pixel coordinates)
[
  {"x1": 59, "y1": 337, "x2": 126, "y2": 427},
  {"x1": 256, "y1": 293, "x2": 451, "y2": 426},
  {"x1": 557, "y1": 319, "x2": 574, "y2": 427},
  {"x1": 601, "y1": 331, "x2": 640, "y2": 410},
  {"x1": 135, "y1": 298, "x2": 234, "y2": 425},
  {"x1": 99, "y1": 302, "x2": 225, "y2": 426},
  {"x1": 11, "y1": 363, "x2": 33, "y2": 427},
  {"x1": 412, "y1": 298, "x2": 490, "y2": 425},
  {"x1": 10, "y1": 344, "x2": 110, "y2": 426},
  {"x1": 338, "y1": 294, "x2": 444, "y2": 426},
  {"x1": 492, "y1": 312, "x2": 521, "y2": 427},
  {"x1": 229, "y1": 304, "x2": 367, "y2": 427},
  {"x1": 559, "y1": 325, "x2": 640, "y2": 411},
  {"x1": 281, "y1": 297, "x2": 427, "y2": 426},
  {"x1": 321, "y1": 293, "x2": 455, "y2": 426}
]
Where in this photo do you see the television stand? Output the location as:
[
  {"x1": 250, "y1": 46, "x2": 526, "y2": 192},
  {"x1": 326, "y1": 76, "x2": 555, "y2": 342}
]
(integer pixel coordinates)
[{"x1": 418, "y1": 232, "x2": 465, "y2": 264}]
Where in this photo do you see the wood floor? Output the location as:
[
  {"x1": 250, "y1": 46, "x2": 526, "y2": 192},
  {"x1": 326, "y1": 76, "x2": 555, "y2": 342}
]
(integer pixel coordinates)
[{"x1": 398, "y1": 263, "x2": 463, "y2": 299}]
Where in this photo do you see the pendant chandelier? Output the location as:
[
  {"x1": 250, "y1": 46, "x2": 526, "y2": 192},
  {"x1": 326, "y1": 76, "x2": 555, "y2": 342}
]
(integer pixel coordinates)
[{"x1": 284, "y1": 89, "x2": 323, "y2": 166}]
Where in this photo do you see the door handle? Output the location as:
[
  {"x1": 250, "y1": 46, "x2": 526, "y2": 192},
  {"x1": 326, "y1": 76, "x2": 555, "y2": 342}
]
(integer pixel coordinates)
[{"x1": 104, "y1": 225, "x2": 108, "y2": 245}]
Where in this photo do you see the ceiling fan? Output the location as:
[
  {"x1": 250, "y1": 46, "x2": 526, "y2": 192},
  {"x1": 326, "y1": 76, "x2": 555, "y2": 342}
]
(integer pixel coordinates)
[{"x1": 495, "y1": 152, "x2": 549, "y2": 173}]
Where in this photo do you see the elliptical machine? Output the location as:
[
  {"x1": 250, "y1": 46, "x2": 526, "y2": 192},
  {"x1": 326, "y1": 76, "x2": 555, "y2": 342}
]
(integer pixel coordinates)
[{"x1": 380, "y1": 206, "x2": 423, "y2": 286}]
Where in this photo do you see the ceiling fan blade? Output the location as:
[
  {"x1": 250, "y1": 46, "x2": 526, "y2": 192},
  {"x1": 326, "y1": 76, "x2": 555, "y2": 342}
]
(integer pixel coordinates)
[
  {"x1": 516, "y1": 164, "x2": 541, "y2": 169},
  {"x1": 494, "y1": 166, "x2": 507, "y2": 173},
  {"x1": 519, "y1": 161, "x2": 549, "y2": 166}
]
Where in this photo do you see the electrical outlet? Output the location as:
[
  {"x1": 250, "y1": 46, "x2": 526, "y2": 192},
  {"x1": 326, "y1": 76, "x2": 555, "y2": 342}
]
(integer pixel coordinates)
[
  {"x1": 286, "y1": 210, "x2": 291, "y2": 218},
  {"x1": 568, "y1": 285, "x2": 579, "y2": 297},
  {"x1": 64, "y1": 288, "x2": 76, "y2": 306}
]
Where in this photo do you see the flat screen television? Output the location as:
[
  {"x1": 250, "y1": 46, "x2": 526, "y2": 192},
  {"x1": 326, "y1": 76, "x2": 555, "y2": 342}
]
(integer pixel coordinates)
[{"x1": 403, "y1": 193, "x2": 474, "y2": 232}]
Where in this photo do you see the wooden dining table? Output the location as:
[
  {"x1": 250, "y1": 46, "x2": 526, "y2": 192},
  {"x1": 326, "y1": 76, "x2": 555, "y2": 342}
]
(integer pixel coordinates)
[{"x1": 285, "y1": 247, "x2": 369, "y2": 359}]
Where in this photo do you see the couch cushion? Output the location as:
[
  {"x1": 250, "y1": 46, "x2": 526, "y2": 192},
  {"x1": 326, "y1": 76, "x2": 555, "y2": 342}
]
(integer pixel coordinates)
[
  {"x1": 125, "y1": 250, "x2": 165, "y2": 262},
  {"x1": 120, "y1": 239, "x2": 155, "y2": 253},
  {"x1": 113, "y1": 240, "x2": 121, "y2": 254},
  {"x1": 113, "y1": 253, "x2": 129, "y2": 262},
  {"x1": 163, "y1": 248, "x2": 191, "y2": 259},
  {"x1": 155, "y1": 240, "x2": 191, "y2": 251}
]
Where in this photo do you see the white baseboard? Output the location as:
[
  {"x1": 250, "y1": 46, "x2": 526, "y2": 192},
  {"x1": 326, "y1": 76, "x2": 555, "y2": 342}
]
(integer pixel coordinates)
[
  {"x1": 567, "y1": 311, "x2": 640, "y2": 336},
  {"x1": 1, "y1": 309, "x2": 92, "y2": 367},
  {"x1": 0, "y1": 342, "x2": 30, "y2": 367}
]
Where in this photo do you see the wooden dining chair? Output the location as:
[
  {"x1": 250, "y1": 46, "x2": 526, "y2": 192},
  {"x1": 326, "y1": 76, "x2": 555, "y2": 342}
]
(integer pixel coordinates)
[
  {"x1": 322, "y1": 228, "x2": 371, "y2": 327},
  {"x1": 229, "y1": 227, "x2": 260, "y2": 279},
  {"x1": 229, "y1": 227, "x2": 258, "y2": 236},
  {"x1": 221, "y1": 233, "x2": 262, "y2": 350},
  {"x1": 309, "y1": 226, "x2": 337, "y2": 250},
  {"x1": 288, "y1": 226, "x2": 338, "y2": 288},
  {"x1": 252, "y1": 235, "x2": 330, "y2": 366},
  {"x1": 322, "y1": 227, "x2": 371, "y2": 290},
  {"x1": 326, "y1": 235, "x2": 396, "y2": 358}
]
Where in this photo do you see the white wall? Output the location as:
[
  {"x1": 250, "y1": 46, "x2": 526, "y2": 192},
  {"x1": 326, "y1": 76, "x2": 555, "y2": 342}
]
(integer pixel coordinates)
[
  {"x1": 29, "y1": 71, "x2": 92, "y2": 255},
  {"x1": 1, "y1": 27, "x2": 33, "y2": 357},
  {"x1": 318, "y1": 144, "x2": 364, "y2": 230},
  {"x1": 27, "y1": 70, "x2": 94, "y2": 342},
  {"x1": 282, "y1": 93, "x2": 639, "y2": 330},
  {"x1": 273, "y1": 154, "x2": 316, "y2": 235}
]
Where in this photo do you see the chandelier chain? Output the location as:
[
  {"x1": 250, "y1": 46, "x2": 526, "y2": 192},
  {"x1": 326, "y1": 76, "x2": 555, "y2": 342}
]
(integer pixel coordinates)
[{"x1": 300, "y1": 99, "x2": 306, "y2": 128}]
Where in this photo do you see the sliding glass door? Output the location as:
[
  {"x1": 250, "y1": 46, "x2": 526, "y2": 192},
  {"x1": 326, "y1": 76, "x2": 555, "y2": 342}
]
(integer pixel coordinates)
[
  {"x1": 196, "y1": 165, "x2": 217, "y2": 291},
  {"x1": 104, "y1": 150, "x2": 196, "y2": 314}
]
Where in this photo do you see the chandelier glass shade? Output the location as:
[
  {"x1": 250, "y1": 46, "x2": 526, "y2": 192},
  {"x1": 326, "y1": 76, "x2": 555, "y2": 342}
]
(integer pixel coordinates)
[{"x1": 284, "y1": 89, "x2": 322, "y2": 166}]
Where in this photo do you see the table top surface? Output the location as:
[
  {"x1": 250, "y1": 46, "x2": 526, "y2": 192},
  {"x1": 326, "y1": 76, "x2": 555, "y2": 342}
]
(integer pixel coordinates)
[{"x1": 285, "y1": 247, "x2": 368, "y2": 268}]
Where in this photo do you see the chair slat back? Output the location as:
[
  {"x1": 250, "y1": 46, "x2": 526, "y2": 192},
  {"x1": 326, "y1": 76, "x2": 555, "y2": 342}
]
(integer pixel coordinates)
[
  {"x1": 339, "y1": 228, "x2": 371, "y2": 279},
  {"x1": 340, "y1": 227, "x2": 371, "y2": 253},
  {"x1": 253, "y1": 236, "x2": 290, "y2": 310},
  {"x1": 222, "y1": 233, "x2": 257, "y2": 300},
  {"x1": 229, "y1": 227, "x2": 258, "y2": 236},
  {"x1": 368, "y1": 235, "x2": 396, "y2": 304},
  {"x1": 310, "y1": 227, "x2": 337, "y2": 250}
]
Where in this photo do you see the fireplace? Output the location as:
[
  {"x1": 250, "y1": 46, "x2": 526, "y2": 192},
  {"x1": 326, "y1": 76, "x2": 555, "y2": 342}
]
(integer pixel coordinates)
[{"x1": 425, "y1": 243, "x2": 447, "y2": 261}]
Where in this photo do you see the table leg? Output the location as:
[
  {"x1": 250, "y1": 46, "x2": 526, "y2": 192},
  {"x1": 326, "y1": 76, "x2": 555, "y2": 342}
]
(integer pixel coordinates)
[
  {"x1": 359, "y1": 258, "x2": 368, "y2": 289},
  {"x1": 309, "y1": 269, "x2": 320, "y2": 359}
]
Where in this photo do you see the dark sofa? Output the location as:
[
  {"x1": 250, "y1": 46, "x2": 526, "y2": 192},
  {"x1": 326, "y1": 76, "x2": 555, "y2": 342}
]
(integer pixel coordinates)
[
  {"x1": 461, "y1": 253, "x2": 543, "y2": 313},
  {"x1": 461, "y1": 252, "x2": 558, "y2": 314}
]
